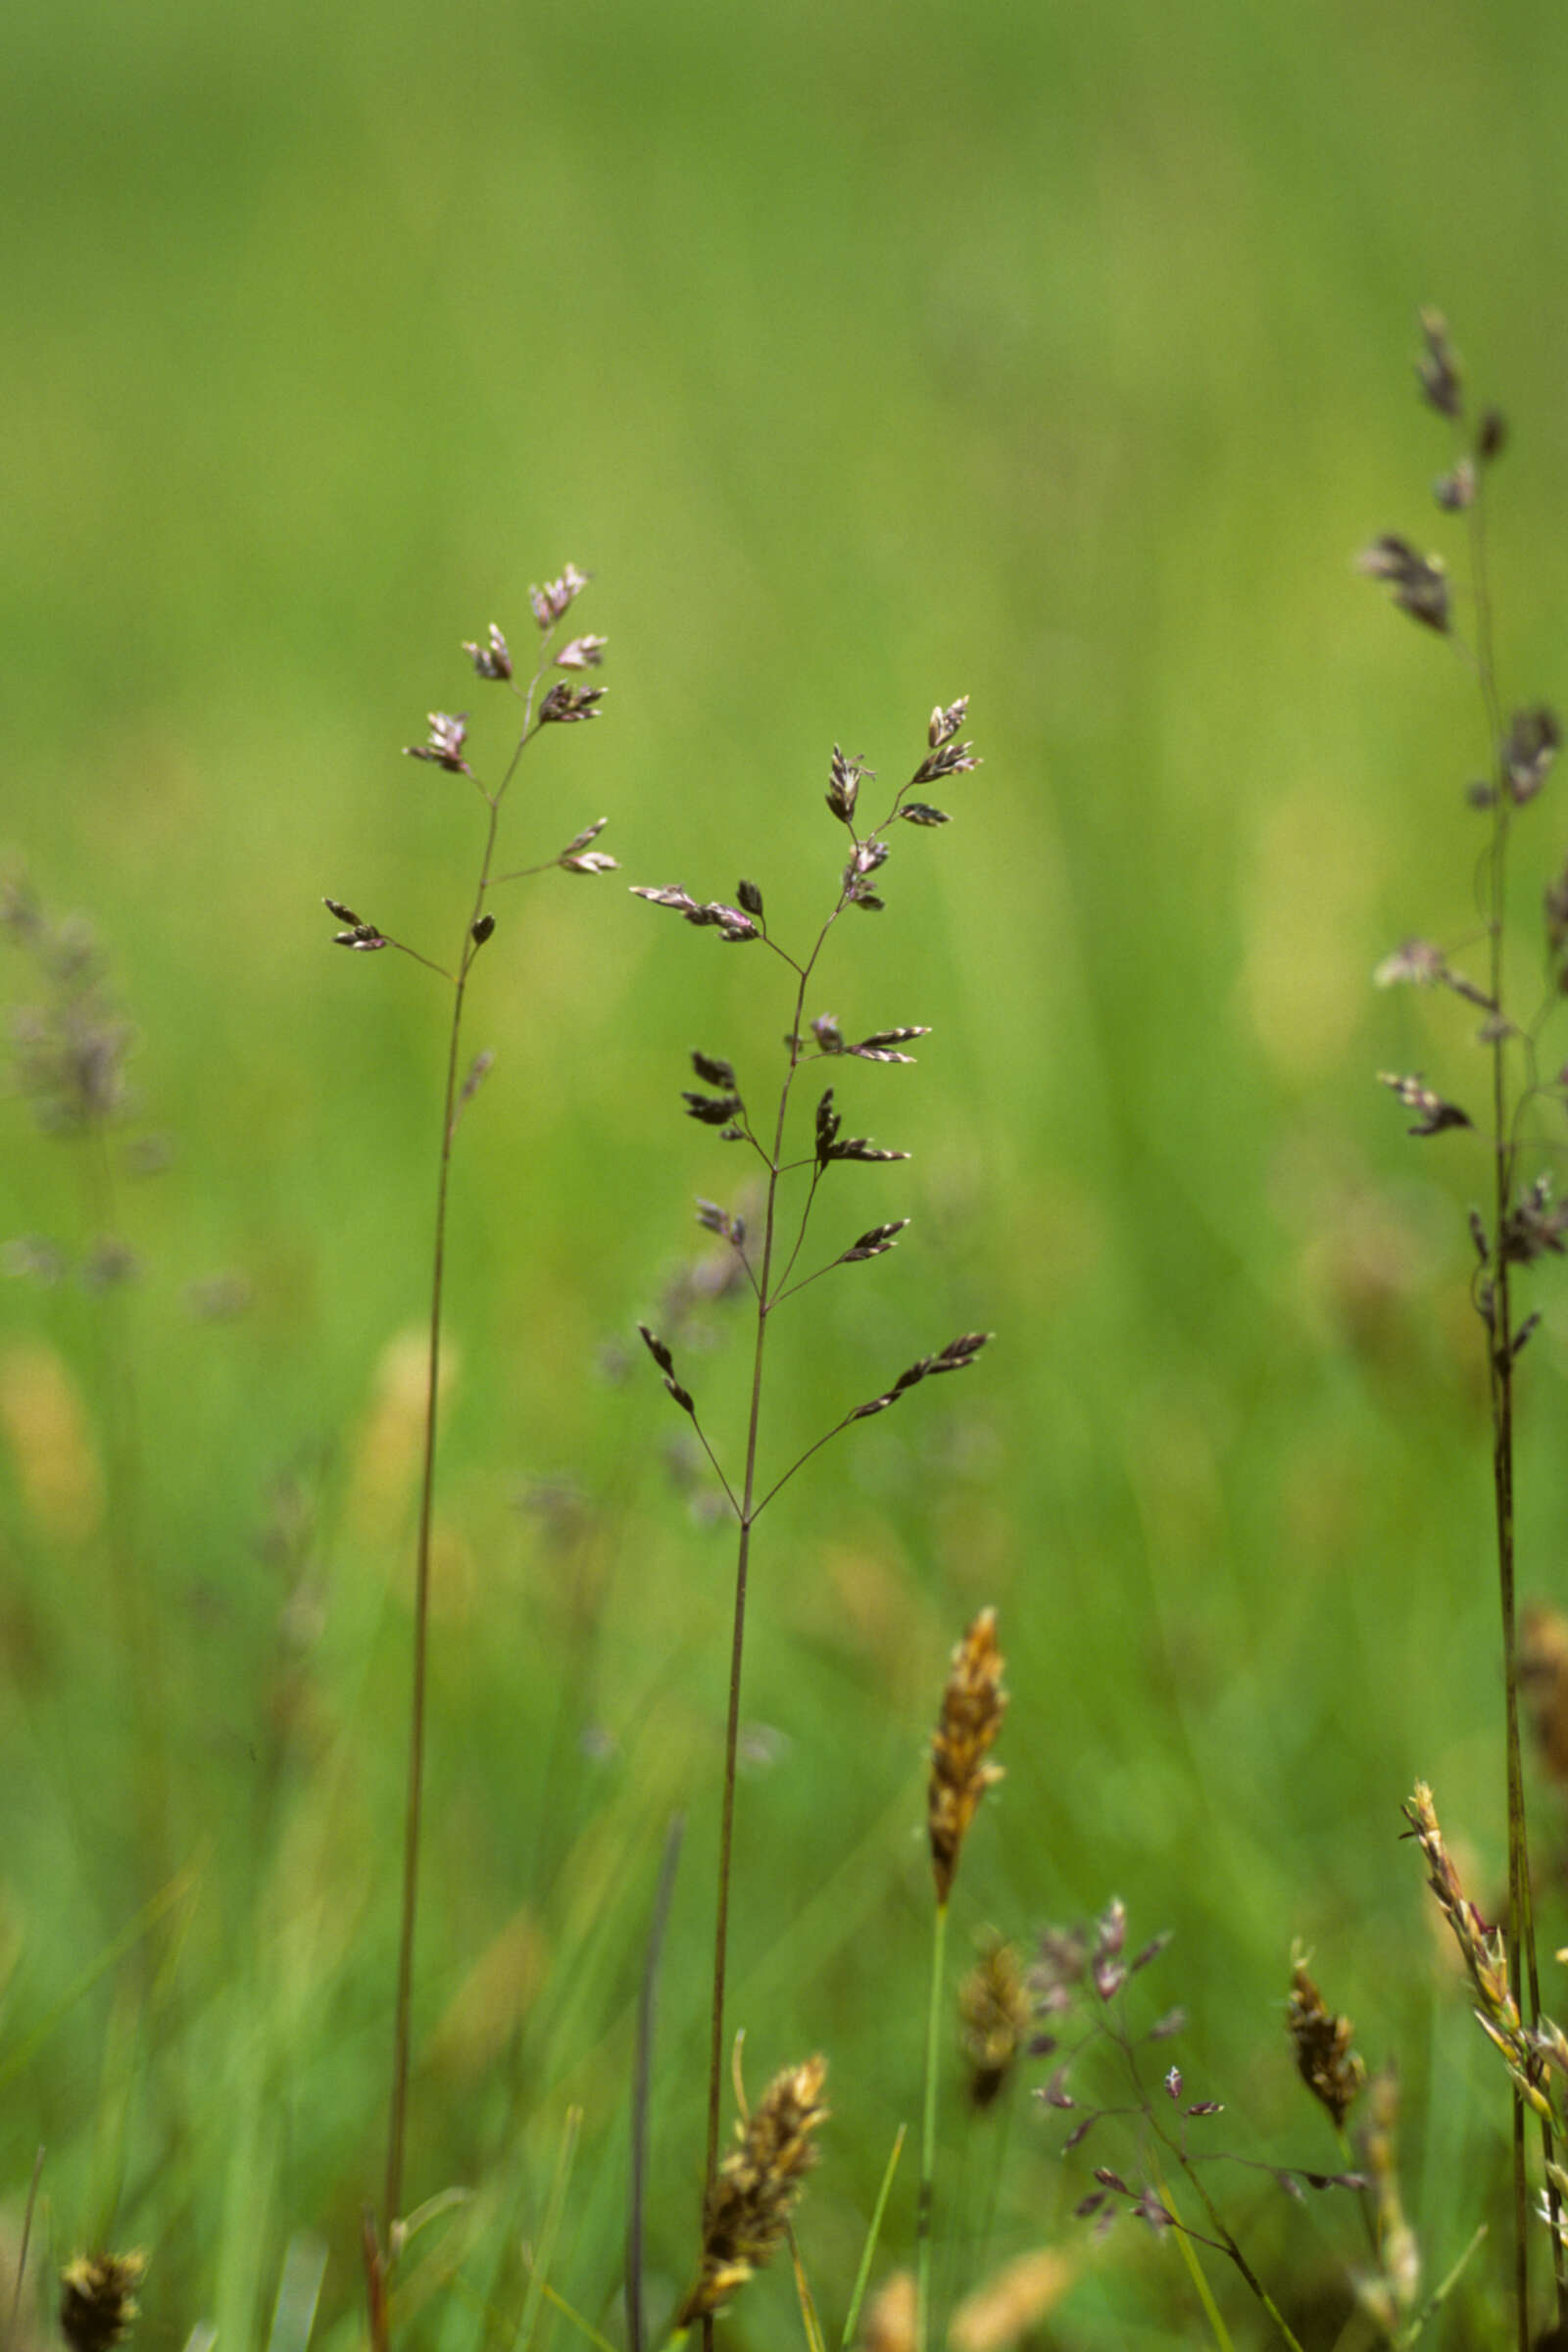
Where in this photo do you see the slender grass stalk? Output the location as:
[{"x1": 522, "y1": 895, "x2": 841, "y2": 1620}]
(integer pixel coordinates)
[
  {"x1": 913, "y1": 1898, "x2": 949, "y2": 2352},
  {"x1": 1366, "y1": 316, "x2": 1565, "y2": 2335},
  {"x1": 1469, "y1": 466, "x2": 1541, "y2": 2351}
]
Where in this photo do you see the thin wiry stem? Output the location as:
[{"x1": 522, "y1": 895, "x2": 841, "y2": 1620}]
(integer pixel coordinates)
[
  {"x1": 698, "y1": 799, "x2": 906, "y2": 2348},
  {"x1": 382, "y1": 638, "x2": 559, "y2": 2250},
  {"x1": 1465, "y1": 466, "x2": 1564, "y2": 2334},
  {"x1": 914, "y1": 1898, "x2": 949, "y2": 2352}
]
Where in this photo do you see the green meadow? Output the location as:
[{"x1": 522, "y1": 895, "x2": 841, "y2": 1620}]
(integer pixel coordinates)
[{"x1": 6, "y1": 0, "x2": 1568, "y2": 2343}]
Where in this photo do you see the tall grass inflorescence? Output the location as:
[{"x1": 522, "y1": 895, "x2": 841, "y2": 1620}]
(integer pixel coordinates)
[
  {"x1": 1363, "y1": 312, "x2": 1565, "y2": 2345},
  {"x1": 630, "y1": 701, "x2": 991, "y2": 2341},
  {"x1": 322, "y1": 571, "x2": 616, "y2": 2326}
]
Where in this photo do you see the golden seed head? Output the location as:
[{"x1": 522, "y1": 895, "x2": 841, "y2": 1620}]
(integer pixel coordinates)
[
  {"x1": 1354, "y1": 2067, "x2": 1420, "y2": 2326},
  {"x1": 59, "y1": 2253, "x2": 146, "y2": 2352},
  {"x1": 675, "y1": 2055, "x2": 829, "y2": 2327},
  {"x1": 949, "y1": 2250, "x2": 1077, "y2": 2352},
  {"x1": 928, "y1": 1607, "x2": 1007, "y2": 1906},
  {"x1": 958, "y1": 1935, "x2": 1032, "y2": 2108},
  {"x1": 1522, "y1": 1603, "x2": 1568, "y2": 1787},
  {"x1": 1286, "y1": 1951, "x2": 1366, "y2": 2131},
  {"x1": 860, "y1": 2270, "x2": 916, "y2": 2352}
]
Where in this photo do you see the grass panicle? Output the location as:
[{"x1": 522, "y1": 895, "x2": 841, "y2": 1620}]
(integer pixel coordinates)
[
  {"x1": 324, "y1": 568, "x2": 616, "y2": 2272},
  {"x1": 631, "y1": 701, "x2": 989, "y2": 2330},
  {"x1": 1365, "y1": 312, "x2": 1565, "y2": 2339}
]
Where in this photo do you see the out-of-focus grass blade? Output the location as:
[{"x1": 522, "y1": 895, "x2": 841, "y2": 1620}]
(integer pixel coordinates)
[
  {"x1": 628, "y1": 1815, "x2": 683, "y2": 2352},
  {"x1": 841, "y1": 2123, "x2": 906, "y2": 2350},
  {"x1": 516, "y1": 2268, "x2": 620, "y2": 2352},
  {"x1": 264, "y1": 2232, "x2": 328, "y2": 2352},
  {"x1": 0, "y1": 1864, "x2": 198, "y2": 2092},
  {"x1": 514, "y1": 2104, "x2": 582, "y2": 2352}
]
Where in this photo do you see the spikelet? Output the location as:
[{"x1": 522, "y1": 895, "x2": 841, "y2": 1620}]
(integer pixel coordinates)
[
  {"x1": 59, "y1": 2253, "x2": 146, "y2": 2352},
  {"x1": 675, "y1": 2055, "x2": 828, "y2": 2326},
  {"x1": 1286, "y1": 1947, "x2": 1366, "y2": 2131},
  {"x1": 928, "y1": 1608, "x2": 1006, "y2": 1906}
]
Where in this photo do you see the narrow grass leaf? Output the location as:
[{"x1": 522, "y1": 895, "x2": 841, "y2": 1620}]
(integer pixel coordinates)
[
  {"x1": 264, "y1": 2233, "x2": 328, "y2": 2352},
  {"x1": 514, "y1": 2105, "x2": 583, "y2": 2352},
  {"x1": 840, "y1": 2123, "x2": 907, "y2": 2351}
]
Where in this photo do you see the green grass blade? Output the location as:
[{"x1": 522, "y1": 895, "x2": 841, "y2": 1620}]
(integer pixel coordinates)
[
  {"x1": 841, "y1": 2123, "x2": 907, "y2": 2351},
  {"x1": 514, "y1": 2105, "x2": 583, "y2": 2352}
]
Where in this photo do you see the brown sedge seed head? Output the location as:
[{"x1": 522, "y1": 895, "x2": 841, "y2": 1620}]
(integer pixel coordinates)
[
  {"x1": 674, "y1": 2054, "x2": 829, "y2": 2327},
  {"x1": 59, "y1": 2253, "x2": 147, "y2": 2352},
  {"x1": 928, "y1": 1606, "x2": 1007, "y2": 1906}
]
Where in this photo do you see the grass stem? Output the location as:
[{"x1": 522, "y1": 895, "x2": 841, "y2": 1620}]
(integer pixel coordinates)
[{"x1": 914, "y1": 1897, "x2": 949, "y2": 2352}]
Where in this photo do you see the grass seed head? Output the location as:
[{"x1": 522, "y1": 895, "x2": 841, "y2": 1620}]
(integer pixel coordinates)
[
  {"x1": 958, "y1": 1934, "x2": 1032, "y2": 2108},
  {"x1": 1286, "y1": 1948, "x2": 1366, "y2": 2131},
  {"x1": 59, "y1": 2253, "x2": 146, "y2": 2352},
  {"x1": 928, "y1": 1606, "x2": 1006, "y2": 1906},
  {"x1": 675, "y1": 2054, "x2": 829, "y2": 2327}
]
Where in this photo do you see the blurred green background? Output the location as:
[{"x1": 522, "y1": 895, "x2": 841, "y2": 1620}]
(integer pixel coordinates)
[{"x1": 6, "y1": 0, "x2": 1568, "y2": 2343}]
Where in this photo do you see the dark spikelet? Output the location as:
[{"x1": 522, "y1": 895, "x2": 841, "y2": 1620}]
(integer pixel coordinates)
[
  {"x1": 539, "y1": 680, "x2": 606, "y2": 724},
  {"x1": 928, "y1": 697, "x2": 970, "y2": 749},
  {"x1": 928, "y1": 1607, "x2": 1007, "y2": 1906},
  {"x1": 849, "y1": 1026, "x2": 930, "y2": 1063},
  {"x1": 637, "y1": 1322, "x2": 696, "y2": 1417},
  {"x1": 632, "y1": 884, "x2": 700, "y2": 915},
  {"x1": 674, "y1": 2056, "x2": 829, "y2": 2326},
  {"x1": 1503, "y1": 705, "x2": 1560, "y2": 805},
  {"x1": 557, "y1": 817, "x2": 618, "y2": 875},
  {"x1": 60, "y1": 2253, "x2": 146, "y2": 2352},
  {"x1": 528, "y1": 564, "x2": 590, "y2": 629},
  {"x1": 462, "y1": 622, "x2": 514, "y2": 680},
  {"x1": 683, "y1": 1090, "x2": 744, "y2": 1126},
  {"x1": 825, "y1": 746, "x2": 866, "y2": 827},
  {"x1": 1377, "y1": 1070, "x2": 1472, "y2": 1137},
  {"x1": 840, "y1": 1219, "x2": 909, "y2": 1264},
  {"x1": 851, "y1": 1331, "x2": 992, "y2": 1420},
  {"x1": 405, "y1": 710, "x2": 471, "y2": 771},
  {"x1": 1286, "y1": 1952, "x2": 1366, "y2": 2131},
  {"x1": 1415, "y1": 307, "x2": 1462, "y2": 419},
  {"x1": 1356, "y1": 536, "x2": 1450, "y2": 634},
  {"x1": 556, "y1": 633, "x2": 608, "y2": 670},
  {"x1": 691, "y1": 1050, "x2": 738, "y2": 1090},
  {"x1": 814, "y1": 1087, "x2": 842, "y2": 1168}
]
